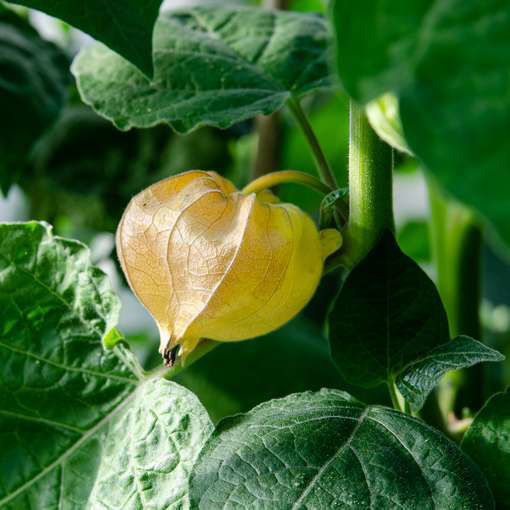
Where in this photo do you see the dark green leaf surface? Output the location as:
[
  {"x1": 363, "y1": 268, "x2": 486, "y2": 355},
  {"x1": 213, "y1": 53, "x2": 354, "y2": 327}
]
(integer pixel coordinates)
[
  {"x1": 462, "y1": 388, "x2": 510, "y2": 509},
  {"x1": 397, "y1": 336, "x2": 505, "y2": 412},
  {"x1": 0, "y1": 7, "x2": 69, "y2": 194},
  {"x1": 190, "y1": 389, "x2": 493, "y2": 509},
  {"x1": 328, "y1": 230, "x2": 449, "y2": 388},
  {"x1": 72, "y1": 6, "x2": 334, "y2": 133},
  {"x1": 6, "y1": 0, "x2": 162, "y2": 75},
  {"x1": 333, "y1": 0, "x2": 510, "y2": 248},
  {"x1": 0, "y1": 222, "x2": 212, "y2": 509}
]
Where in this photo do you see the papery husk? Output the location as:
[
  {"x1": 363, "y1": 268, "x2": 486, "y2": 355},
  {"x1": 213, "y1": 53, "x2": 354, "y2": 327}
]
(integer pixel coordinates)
[{"x1": 116, "y1": 171, "x2": 341, "y2": 365}]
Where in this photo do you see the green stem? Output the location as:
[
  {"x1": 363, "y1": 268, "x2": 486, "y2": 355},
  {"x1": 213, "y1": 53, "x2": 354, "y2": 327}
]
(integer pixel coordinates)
[
  {"x1": 287, "y1": 98, "x2": 338, "y2": 189},
  {"x1": 342, "y1": 101, "x2": 394, "y2": 266},
  {"x1": 427, "y1": 176, "x2": 483, "y2": 418},
  {"x1": 242, "y1": 170, "x2": 334, "y2": 196}
]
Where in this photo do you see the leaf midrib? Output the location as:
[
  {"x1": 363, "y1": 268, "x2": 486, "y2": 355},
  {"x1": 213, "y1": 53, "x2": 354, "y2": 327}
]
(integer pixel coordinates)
[{"x1": 291, "y1": 407, "x2": 369, "y2": 509}]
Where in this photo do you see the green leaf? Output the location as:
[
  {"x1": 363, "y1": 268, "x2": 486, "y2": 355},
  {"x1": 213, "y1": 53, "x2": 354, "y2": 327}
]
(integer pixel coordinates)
[
  {"x1": 0, "y1": 222, "x2": 212, "y2": 509},
  {"x1": 72, "y1": 6, "x2": 334, "y2": 134},
  {"x1": 0, "y1": 8, "x2": 69, "y2": 194},
  {"x1": 332, "y1": 0, "x2": 510, "y2": 248},
  {"x1": 86, "y1": 378, "x2": 213, "y2": 509},
  {"x1": 365, "y1": 93, "x2": 410, "y2": 155},
  {"x1": 6, "y1": 0, "x2": 162, "y2": 76},
  {"x1": 190, "y1": 389, "x2": 493, "y2": 509},
  {"x1": 462, "y1": 388, "x2": 510, "y2": 509},
  {"x1": 328, "y1": 230, "x2": 449, "y2": 388},
  {"x1": 397, "y1": 336, "x2": 505, "y2": 412}
]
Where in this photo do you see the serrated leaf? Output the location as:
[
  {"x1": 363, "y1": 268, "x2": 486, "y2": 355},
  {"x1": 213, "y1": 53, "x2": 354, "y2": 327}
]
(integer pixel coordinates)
[
  {"x1": 0, "y1": 222, "x2": 212, "y2": 509},
  {"x1": 396, "y1": 336, "x2": 505, "y2": 412},
  {"x1": 190, "y1": 389, "x2": 493, "y2": 509},
  {"x1": 72, "y1": 6, "x2": 334, "y2": 134},
  {"x1": 328, "y1": 230, "x2": 449, "y2": 388},
  {"x1": 462, "y1": 388, "x2": 510, "y2": 509},
  {"x1": 332, "y1": 0, "x2": 510, "y2": 248},
  {"x1": 0, "y1": 8, "x2": 69, "y2": 194},
  {"x1": 6, "y1": 0, "x2": 162, "y2": 76}
]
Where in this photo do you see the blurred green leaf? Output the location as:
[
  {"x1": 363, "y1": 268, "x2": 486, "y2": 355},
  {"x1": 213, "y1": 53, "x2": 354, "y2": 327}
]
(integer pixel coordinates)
[
  {"x1": 397, "y1": 219, "x2": 430, "y2": 263},
  {"x1": 290, "y1": 0, "x2": 326, "y2": 12},
  {"x1": 0, "y1": 7, "x2": 69, "y2": 194},
  {"x1": 191, "y1": 389, "x2": 494, "y2": 509},
  {"x1": 6, "y1": 0, "x2": 162, "y2": 76},
  {"x1": 73, "y1": 6, "x2": 334, "y2": 133},
  {"x1": 27, "y1": 106, "x2": 232, "y2": 233},
  {"x1": 332, "y1": 0, "x2": 510, "y2": 249},
  {"x1": 366, "y1": 93, "x2": 410, "y2": 155},
  {"x1": 462, "y1": 388, "x2": 510, "y2": 509}
]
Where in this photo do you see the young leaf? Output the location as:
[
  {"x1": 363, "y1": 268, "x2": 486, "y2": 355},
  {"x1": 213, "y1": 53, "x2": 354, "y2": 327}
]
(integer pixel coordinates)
[
  {"x1": 190, "y1": 389, "x2": 493, "y2": 509},
  {"x1": 462, "y1": 388, "x2": 510, "y2": 509},
  {"x1": 328, "y1": 230, "x2": 449, "y2": 388},
  {"x1": 0, "y1": 222, "x2": 212, "y2": 509},
  {"x1": 332, "y1": 0, "x2": 510, "y2": 249},
  {"x1": 72, "y1": 6, "x2": 334, "y2": 134},
  {"x1": 0, "y1": 7, "x2": 69, "y2": 194},
  {"x1": 6, "y1": 0, "x2": 162, "y2": 76},
  {"x1": 396, "y1": 336, "x2": 505, "y2": 412}
]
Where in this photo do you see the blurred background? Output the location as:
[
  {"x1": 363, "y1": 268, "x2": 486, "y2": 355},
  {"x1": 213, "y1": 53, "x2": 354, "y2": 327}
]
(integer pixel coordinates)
[{"x1": 1, "y1": 0, "x2": 509, "y2": 422}]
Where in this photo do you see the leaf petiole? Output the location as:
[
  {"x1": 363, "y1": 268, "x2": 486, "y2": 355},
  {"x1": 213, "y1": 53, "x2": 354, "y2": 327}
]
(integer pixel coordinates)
[{"x1": 287, "y1": 97, "x2": 338, "y2": 190}]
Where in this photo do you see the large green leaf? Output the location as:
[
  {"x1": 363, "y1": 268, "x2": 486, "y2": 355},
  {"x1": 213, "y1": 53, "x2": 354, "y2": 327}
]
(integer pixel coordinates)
[
  {"x1": 0, "y1": 7, "x2": 69, "y2": 194},
  {"x1": 462, "y1": 388, "x2": 510, "y2": 509},
  {"x1": 72, "y1": 6, "x2": 333, "y2": 134},
  {"x1": 190, "y1": 389, "x2": 493, "y2": 509},
  {"x1": 328, "y1": 230, "x2": 450, "y2": 388},
  {"x1": 6, "y1": 0, "x2": 162, "y2": 76},
  {"x1": 396, "y1": 336, "x2": 504, "y2": 412},
  {"x1": 0, "y1": 222, "x2": 212, "y2": 509},
  {"x1": 332, "y1": 0, "x2": 510, "y2": 248}
]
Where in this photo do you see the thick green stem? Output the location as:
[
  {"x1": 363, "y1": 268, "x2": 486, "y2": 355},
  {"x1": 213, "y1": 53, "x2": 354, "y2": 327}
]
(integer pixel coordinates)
[
  {"x1": 343, "y1": 101, "x2": 394, "y2": 266},
  {"x1": 287, "y1": 98, "x2": 338, "y2": 189},
  {"x1": 427, "y1": 176, "x2": 483, "y2": 419}
]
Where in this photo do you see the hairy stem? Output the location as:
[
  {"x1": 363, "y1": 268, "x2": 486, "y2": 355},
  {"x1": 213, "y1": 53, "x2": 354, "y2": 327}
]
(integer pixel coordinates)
[
  {"x1": 342, "y1": 101, "x2": 394, "y2": 266},
  {"x1": 287, "y1": 97, "x2": 338, "y2": 190}
]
